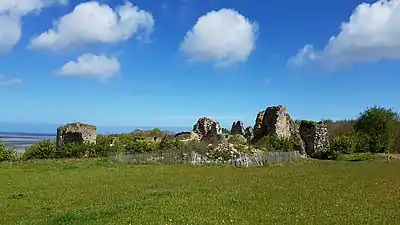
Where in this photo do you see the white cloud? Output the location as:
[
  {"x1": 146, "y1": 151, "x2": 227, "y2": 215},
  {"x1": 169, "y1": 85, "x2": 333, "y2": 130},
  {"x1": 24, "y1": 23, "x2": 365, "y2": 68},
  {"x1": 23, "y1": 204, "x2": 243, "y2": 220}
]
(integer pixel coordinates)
[
  {"x1": 0, "y1": 15, "x2": 21, "y2": 52},
  {"x1": 58, "y1": 53, "x2": 120, "y2": 81},
  {"x1": 180, "y1": 8, "x2": 258, "y2": 67},
  {"x1": 30, "y1": 1, "x2": 154, "y2": 50},
  {"x1": 0, "y1": 0, "x2": 66, "y2": 52},
  {"x1": 289, "y1": 0, "x2": 400, "y2": 69},
  {"x1": 0, "y1": 75, "x2": 22, "y2": 87}
]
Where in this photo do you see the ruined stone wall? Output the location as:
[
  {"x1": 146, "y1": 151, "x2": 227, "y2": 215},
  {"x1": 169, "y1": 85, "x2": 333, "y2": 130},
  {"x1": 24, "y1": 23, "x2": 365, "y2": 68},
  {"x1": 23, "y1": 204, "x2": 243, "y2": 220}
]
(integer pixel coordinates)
[
  {"x1": 56, "y1": 122, "x2": 97, "y2": 147},
  {"x1": 251, "y1": 105, "x2": 305, "y2": 154},
  {"x1": 253, "y1": 110, "x2": 266, "y2": 142},
  {"x1": 244, "y1": 126, "x2": 254, "y2": 141},
  {"x1": 263, "y1": 105, "x2": 292, "y2": 138},
  {"x1": 299, "y1": 121, "x2": 330, "y2": 156},
  {"x1": 230, "y1": 121, "x2": 244, "y2": 135},
  {"x1": 193, "y1": 117, "x2": 224, "y2": 143}
]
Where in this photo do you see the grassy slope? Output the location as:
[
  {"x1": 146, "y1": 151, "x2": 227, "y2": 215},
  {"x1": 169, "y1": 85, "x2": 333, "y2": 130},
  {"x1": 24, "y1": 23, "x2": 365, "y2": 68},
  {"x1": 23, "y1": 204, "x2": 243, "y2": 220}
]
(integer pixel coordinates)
[{"x1": 1, "y1": 159, "x2": 400, "y2": 225}]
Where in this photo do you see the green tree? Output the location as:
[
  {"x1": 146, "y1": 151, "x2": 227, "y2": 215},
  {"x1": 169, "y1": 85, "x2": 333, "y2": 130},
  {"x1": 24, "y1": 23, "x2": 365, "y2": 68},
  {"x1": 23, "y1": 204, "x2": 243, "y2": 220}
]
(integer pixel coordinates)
[
  {"x1": 150, "y1": 128, "x2": 161, "y2": 137},
  {"x1": 354, "y1": 106, "x2": 399, "y2": 154}
]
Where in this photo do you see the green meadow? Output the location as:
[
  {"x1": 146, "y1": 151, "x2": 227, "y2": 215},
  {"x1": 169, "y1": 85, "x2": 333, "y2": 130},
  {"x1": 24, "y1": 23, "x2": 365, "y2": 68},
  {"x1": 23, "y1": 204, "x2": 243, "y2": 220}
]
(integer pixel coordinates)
[{"x1": 1, "y1": 159, "x2": 400, "y2": 225}]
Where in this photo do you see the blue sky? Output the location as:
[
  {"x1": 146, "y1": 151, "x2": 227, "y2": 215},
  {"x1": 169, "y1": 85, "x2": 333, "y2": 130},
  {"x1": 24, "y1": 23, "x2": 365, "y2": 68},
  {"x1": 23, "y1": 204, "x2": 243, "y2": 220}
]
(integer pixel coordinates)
[{"x1": 0, "y1": 0, "x2": 399, "y2": 132}]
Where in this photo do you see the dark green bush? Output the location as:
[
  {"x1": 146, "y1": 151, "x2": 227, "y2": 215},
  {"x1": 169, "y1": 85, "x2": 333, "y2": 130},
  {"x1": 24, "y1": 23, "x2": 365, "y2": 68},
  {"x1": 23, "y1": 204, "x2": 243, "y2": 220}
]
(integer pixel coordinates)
[
  {"x1": 255, "y1": 135, "x2": 294, "y2": 152},
  {"x1": 354, "y1": 106, "x2": 399, "y2": 153},
  {"x1": 159, "y1": 136, "x2": 183, "y2": 151},
  {"x1": 56, "y1": 142, "x2": 96, "y2": 158},
  {"x1": 23, "y1": 140, "x2": 57, "y2": 160},
  {"x1": 0, "y1": 142, "x2": 17, "y2": 162},
  {"x1": 331, "y1": 134, "x2": 357, "y2": 154},
  {"x1": 311, "y1": 149, "x2": 339, "y2": 160}
]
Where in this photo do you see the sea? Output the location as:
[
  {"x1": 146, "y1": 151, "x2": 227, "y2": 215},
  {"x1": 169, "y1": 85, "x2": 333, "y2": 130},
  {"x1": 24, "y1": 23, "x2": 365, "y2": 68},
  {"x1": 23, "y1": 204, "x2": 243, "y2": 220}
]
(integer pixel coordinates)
[{"x1": 0, "y1": 132, "x2": 56, "y2": 153}]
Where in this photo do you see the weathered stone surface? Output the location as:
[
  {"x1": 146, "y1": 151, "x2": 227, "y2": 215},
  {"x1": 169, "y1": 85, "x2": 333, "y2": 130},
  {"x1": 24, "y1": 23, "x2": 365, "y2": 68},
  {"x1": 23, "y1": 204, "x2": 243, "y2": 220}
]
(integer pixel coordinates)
[
  {"x1": 193, "y1": 117, "x2": 224, "y2": 143},
  {"x1": 230, "y1": 121, "x2": 245, "y2": 135},
  {"x1": 244, "y1": 126, "x2": 254, "y2": 141},
  {"x1": 253, "y1": 110, "x2": 266, "y2": 141},
  {"x1": 56, "y1": 122, "x2": 97, "y2": 147},
  {"x1": 252, "y1": 105, "x2": 305, "y2": 153},
  {"x1": 263, "y1": 105, "x2": 293, "y2": 138},
  {"x1": 299, "y1": 121, "x2": 330, "y2": 156}
]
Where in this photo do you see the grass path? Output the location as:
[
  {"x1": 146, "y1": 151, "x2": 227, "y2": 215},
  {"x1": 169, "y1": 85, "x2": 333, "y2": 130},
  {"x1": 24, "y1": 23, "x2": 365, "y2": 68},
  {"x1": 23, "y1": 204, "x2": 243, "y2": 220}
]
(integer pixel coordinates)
[{"x1": 1, "y1": 159, "x2": 400, "y2": 224}]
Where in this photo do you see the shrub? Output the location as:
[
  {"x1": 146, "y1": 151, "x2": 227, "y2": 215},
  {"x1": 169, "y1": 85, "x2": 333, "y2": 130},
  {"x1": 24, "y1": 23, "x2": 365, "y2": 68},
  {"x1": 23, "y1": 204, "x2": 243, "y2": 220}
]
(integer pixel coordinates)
[
  {"x1": 338, "y1": 152, "x2": 376, "y2": 162},
  {"x1": 93, "y1": 135, "x2": 123, "y2": 157},
  {"x1": 0, "y1": 142, "x2": 17, "y2": 162},
  {"x1": 394, "y1": 123, "x2": 400, "y2": 153},
  {"x1": 23, "y1": 140, "x2": 57, "y2": 160},
  {"x1": 354, "y1": 106, "x2": 399, "y2": 153},
  {"x1": 159, "y1": 136, "x2": 183, "y2": 151},
  {"x1": 331, "y1": 134, "x2": 357, "y2": 154},
  {"x1": 150, "y1": 128, "x2": 161, "y2": 137},
  {"x1": 175, "y1": 132, "x2": 192, "y2": 140},
  {"x1": 180, "y1": 140, "x2": 209, "y2": 155},
  {"x1": 227, "y1": 134, "x2": 248, "y2": 145},
  {"x1": 126, "y1": 139, "x2": 159, "y2": 153},
  {"x1": 311, "y1": 149, "x2": 339, "y2": 160},
  {"x1": 56, "y1": 142, "x2": 96, "y2": 158},
  {"x1": 255, "y1": 135, "x2": 294, "y2": 152}
]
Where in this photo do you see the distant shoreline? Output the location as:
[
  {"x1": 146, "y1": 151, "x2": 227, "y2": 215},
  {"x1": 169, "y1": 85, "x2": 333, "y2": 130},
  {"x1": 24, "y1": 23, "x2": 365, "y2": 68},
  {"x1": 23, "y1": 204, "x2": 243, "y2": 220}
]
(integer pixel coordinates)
[
  {"x1": 0, "y1": 125, "x2": 192, "y2": 135},
  {"x1": 0, "y1": 132, "x2": 56, "y2": 137},
  {"x1": 0, "y1": 128, "x2": 192, "y2": 153}
]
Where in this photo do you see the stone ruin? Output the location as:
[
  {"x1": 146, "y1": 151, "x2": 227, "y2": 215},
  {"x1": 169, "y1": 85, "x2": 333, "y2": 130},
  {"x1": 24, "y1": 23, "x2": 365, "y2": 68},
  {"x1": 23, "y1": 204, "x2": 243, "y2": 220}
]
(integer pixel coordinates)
[
  {"x1": 299, "y1": 121, "x2": 330, "y2": 156},
  {"x1": 244, "y1": 126, "x2": 254, "y2": 141},
  {"x1": 184, "y1": 105, "x2": 331, "y2": 158},
  {"x1": 230, "y1": 121, "x2": 245, "y2": 135},
  {"x1": 253, "y1": 110, "x2": 266, "y2": 142},
  {"x1": 56, "y1": 122, "x2": 97, "y2": 147},
  {"x1": 193, "y1": 117, "x2": 225, "y2": 143},
  {"x1": 252, "y1": 105, "x2": 306, "y2": 154}
]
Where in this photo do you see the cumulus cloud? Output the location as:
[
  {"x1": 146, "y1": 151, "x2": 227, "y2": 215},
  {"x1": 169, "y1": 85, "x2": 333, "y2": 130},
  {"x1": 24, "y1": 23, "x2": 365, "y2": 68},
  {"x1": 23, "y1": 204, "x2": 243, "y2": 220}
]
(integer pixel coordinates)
[
  {"x1": 180, "y1": 8, "x2": 258, "y2": 67},
  {"x1": 289, "y1": 0, "x2": 400, "y2": 69},
  {"x1": 30, "y1": 1, "x2": 154, "y2": 50},
  {"x1": 0, "y1": 75, "x2": 22, "y2": 87},
  {"x1": 0, "y1": 15, "x2": 21, "y2": 52},
  {"x1": 58, "y1": 53, "x2": 120, "y2": 81},
  {"x1": 0, "y1": 0, "x2": 66, "y2": 52}
]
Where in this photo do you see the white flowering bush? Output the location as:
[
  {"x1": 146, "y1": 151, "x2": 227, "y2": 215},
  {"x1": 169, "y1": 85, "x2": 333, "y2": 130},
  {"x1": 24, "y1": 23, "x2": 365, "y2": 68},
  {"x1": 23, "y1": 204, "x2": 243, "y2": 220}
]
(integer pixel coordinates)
[{"x1": 206, "y1": 141, "x2": 264, "y2": 162}]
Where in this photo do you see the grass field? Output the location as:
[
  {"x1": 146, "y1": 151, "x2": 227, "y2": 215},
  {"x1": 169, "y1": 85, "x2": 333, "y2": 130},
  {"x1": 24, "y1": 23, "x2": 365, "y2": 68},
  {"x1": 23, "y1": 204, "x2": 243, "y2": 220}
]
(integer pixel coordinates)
[{"x1": 1, "y1": 159, "x2": 400, "y2": 225}]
